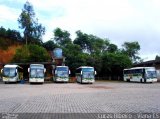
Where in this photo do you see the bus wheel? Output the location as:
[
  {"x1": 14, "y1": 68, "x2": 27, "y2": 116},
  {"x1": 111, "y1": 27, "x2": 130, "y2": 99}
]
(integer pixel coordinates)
[
  {"x1": 140, "y1": 79, "x2": 142, "y2": 83},
  {"x1": 127, "y1": 79, "x2": 130, "y2": 82},
  {"x1": 144, "y1": 79, "x2": 146, "y2": 83}
]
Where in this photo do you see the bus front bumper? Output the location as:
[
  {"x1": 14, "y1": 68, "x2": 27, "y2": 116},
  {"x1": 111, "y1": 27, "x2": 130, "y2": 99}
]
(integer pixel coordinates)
[
  {"x1": 82, "y1": 79, "x2": 95, "y2": 83},
  {"x1": 146, "y1": 78, "x2": 157, "y2": 82},
  {"x1": 29, "y1": 78, "x2": 44, "y2": 83},
  {"x1": 3, "y1": 77, "x2": 17, "y2": 82},
  {"x1": 55, "y1": 78, "x2": 69, "y2": 82}
]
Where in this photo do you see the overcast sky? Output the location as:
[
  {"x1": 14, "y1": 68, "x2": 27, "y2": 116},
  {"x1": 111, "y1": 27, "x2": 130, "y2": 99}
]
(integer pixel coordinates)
[{"x1": 0, "y1": 0, "x2": 160, "y2": 61}]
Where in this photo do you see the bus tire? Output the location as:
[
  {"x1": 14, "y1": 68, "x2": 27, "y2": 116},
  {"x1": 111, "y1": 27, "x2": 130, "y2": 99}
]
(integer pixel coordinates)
[
  {"x1": 140, "y1": 79, "x2": 142, "y2": 83},
  {"x1": 144, "y1": 79, "x2": 146, "y2": 83}
]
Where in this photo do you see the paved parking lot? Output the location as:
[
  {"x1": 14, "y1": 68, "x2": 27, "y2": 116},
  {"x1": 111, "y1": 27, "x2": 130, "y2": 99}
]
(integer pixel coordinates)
[{"x1": 0, "y1": 81, "x2": 159, "y2": 118}]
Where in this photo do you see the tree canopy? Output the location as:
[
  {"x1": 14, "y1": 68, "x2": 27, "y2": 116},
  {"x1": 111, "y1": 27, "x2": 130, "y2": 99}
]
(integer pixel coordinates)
[
  {"x1": 12, "y1": 44, "x2": 50, "y2": 63},
  {"x1": 53, "y1": 28, "x2": 72, "y2": 46},
  {"x1": 18, "y1": 1, "x2": 45, "y2": 45},
  {"x1": 0, "y1": 27, "x2": 22, "y2": 50},
  {"x1": 48, "y1": 29, "x2": 134, "y2": 77},
  {"x1": 122, "y1": 41, "x2": 141, "y2": 63}
]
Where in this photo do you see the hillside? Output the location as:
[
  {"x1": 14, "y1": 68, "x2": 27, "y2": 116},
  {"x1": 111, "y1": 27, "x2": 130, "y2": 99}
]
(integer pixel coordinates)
[{"x1": 0, "y1": 45, "x2": 22, "y2": 64}]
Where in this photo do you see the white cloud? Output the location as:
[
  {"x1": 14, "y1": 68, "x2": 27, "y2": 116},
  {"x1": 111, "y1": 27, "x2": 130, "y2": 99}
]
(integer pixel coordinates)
[
  {"x1": 0, "y1": 5, "x2": 20, "y2": 22},
  {"x1": 0, "y1": 0, "x2": 160, "y2": 60}
]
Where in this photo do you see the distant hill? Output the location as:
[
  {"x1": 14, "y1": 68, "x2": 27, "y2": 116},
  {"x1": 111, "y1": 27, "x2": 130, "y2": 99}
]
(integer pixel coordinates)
[{"x1": 0, "y1": 45, "x2": 22, "y2": 64}]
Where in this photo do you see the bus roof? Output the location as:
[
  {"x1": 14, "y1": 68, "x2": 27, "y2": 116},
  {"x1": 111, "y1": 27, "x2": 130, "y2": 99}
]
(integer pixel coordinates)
[
  {"x1": 56, "y1": 66, "x2": 68, "y2": 68},
  {"x1": 124, "y1": 67, "x2": 155, "y2": 70},
  {"x1": 77, "y1": 66, "x2": 94, "y2": 69},
  {"x1": 4, "y1": 64, "x2": 22, "y2": 69},
  {"x1": 30, "y1": 64, "x2": 44, "y2": 68}
]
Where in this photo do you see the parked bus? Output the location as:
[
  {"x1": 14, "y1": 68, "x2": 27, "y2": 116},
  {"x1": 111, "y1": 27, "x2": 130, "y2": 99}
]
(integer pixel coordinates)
[
  {"x1": 1, "y1": 64, "x2": 23, "y2": 83},
  {"x1": 123, "y1": 67, "x2": 157, "y2": 83},
  {"x1": 28, "y1": 64, "x2": 46, "y2": 84},
  {"x1": 53, "y1": 66, "x2": 70, "y2": 82},
  {"x1": 76, "y1": 66, "x2": 96, "y2": 84}
]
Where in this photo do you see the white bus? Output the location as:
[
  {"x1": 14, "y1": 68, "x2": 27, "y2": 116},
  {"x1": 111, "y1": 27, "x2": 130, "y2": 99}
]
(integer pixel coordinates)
[
  {"x1": 123, "y1": 67, "x2": 157, "y2": 83},
  {"x1": 1, "y1": 64, "x2": 23, "y2": 83},
  {"x1": 28, "y1": 64, "x2": 46, "y2": 84},
  {"x1": 53, "y1": 66, "x2": 70, "y2": 82},
  {"x1": 76, "y1": 66, "x2": 96, "y2": 84}
]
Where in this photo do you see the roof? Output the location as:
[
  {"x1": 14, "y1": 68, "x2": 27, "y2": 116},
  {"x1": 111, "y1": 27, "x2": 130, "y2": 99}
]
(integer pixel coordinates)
[
  {"x1": 133, "y1": 60, "x2": 160, "y2": 67},
  {"x1": 4, "y1": 64, "x2": 21, "y2": 68},
  {"x1": 77, "y1": 66, "x2": 94, "y2": 69},
  {"x1": 30, "y1": 64, "x2": 44, "y2": 68},
  {"x1": 56, "y1": 66, "x2": 68, "y2": 67},
  {"x1": 124, "y1": 67, "x2": 155, "y2": 70}
]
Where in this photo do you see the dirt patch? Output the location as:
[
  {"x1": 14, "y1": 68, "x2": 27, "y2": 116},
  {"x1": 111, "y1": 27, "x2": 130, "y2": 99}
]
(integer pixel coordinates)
[{"x1": 89, "y1": 86, "x2": 114, "y2": 89}]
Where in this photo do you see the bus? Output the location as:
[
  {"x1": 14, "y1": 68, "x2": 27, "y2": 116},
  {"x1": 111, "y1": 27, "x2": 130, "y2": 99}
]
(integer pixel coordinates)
[
  {"x1": 76, "y1": 66, "x2": 96, "y2": 84},
  {"x1": 1, "y1": 64, "x2": 23, "y2": 83},
  {"x1": 53, "y1": 66, "x2": 70, "y2": 82},
  {"x1": 28, "y1": 64, "x2": 46, "y2": 84},
  {"x1": 123, "y1": 67, "x2": 157, "y2": 83}
]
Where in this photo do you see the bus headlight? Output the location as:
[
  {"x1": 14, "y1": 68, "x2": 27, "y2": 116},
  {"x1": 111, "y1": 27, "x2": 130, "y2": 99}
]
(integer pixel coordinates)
[{"x1": 3, "y1": 77, "x2": 8, "y2": 81}]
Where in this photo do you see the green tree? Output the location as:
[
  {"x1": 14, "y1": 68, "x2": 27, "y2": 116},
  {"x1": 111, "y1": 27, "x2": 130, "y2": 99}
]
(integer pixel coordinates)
[
  {"x1": 43, "y1": 40, "x2": 57, "y2": 51},
  {"x1": 74, "y1": 30, "x2": 109, "y2": 54},
  {"x1": 18, "y1": 1, "x2": 45, "y2": 45},
  {"x1": 63, "y1": 44, "x2": 88, "y2": 76},
  {"x1": 101, "y1": 52, "x2": 132, "y2": 77},
  {"x1": 155, "y1": 55, "x2": 160, "y2": 61},
  {"x1": 74, "y1": 30, "x2": 89, "y2": 52},
  {"x1": 53, "y1": 28, "x2": 72, "y2": 46},
  {"x1": 12, "y1": 44, "x2": 50, "y2": 63},
  {"x1": 0, "y1": 26, "x2": 7, "y2": 37},
  {"x1": 6, "y1": 29, "x2": 22, "y2": 42},
  {"x1": 0, "y1": 27, "x2": 22, "y2": 50},
  {"x1": 107, "y1": 43, "x2": 118, "y2": 53},
  {"x1": 122, "y1": 41, "x2": 140, "y2": 63}
]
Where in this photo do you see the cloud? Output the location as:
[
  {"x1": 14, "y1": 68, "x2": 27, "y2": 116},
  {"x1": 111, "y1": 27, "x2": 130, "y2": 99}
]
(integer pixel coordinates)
[
  {"x1": 0, "y1": 0, "x2": 160, "y2": 61},
  {"x1": 0, "y1": 5, "x2": 21, "y2": 30},
  {"x1": 0, "y1": 5, "x2": 19, "y2": 22}
]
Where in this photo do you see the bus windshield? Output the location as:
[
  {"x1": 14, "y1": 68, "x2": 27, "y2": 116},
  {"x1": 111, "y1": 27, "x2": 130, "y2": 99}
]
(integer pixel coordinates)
[
  {"x1": 146, "y1": 70, "x2": 157, "y2": 78},
  {"x1": 30, "y1": 68, "x2": 44, "y2": 78},
  {"x1": 83, "y1": 72, "x2": 94, "y2": 79},
  {"x1": 56, "y1": 67, "x2": 68, "y2": 71},
  {"x1": 57, "y1": 71, "x2": 68, "y2": 77},
  {"x1": 3, "y1": 68, "x2": 16, "y2": 77},
  {"x1": 56, "y1": 67, "x2": 69, "y2": 78},
  {"x1": 82, "y1": 68, "x2": 94, "y2": 79},
  {"x1": 82, "y1": 68, "x2": 94, "y2": 72}
]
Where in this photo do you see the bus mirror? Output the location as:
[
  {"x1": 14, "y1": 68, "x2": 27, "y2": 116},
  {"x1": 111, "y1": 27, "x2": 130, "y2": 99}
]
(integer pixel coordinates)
[
  {"x1": 44, "y1": 68, "x2": 46, "y2": 73},
  {"x1": 55, "y1": 70, "x2": 57, "y2": 74},
  {"x1": 1, "y1": 69, "x2": 3, "y2": 73},
  {"x1": 81, "y1": 71, "x2": 82, "y2": 75},
  {"x1": 69, "y1": 70, "x2": 71, "y2": 75},
  {"x1": 28, "y1": 68, "x2": 30, "y2": 72},
  {"x1": 95, "y1": 71, "x2": 97, "y2": 75},
  {"x1": 16, "y1": 69, "x2": 18, "y2": 73}
]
